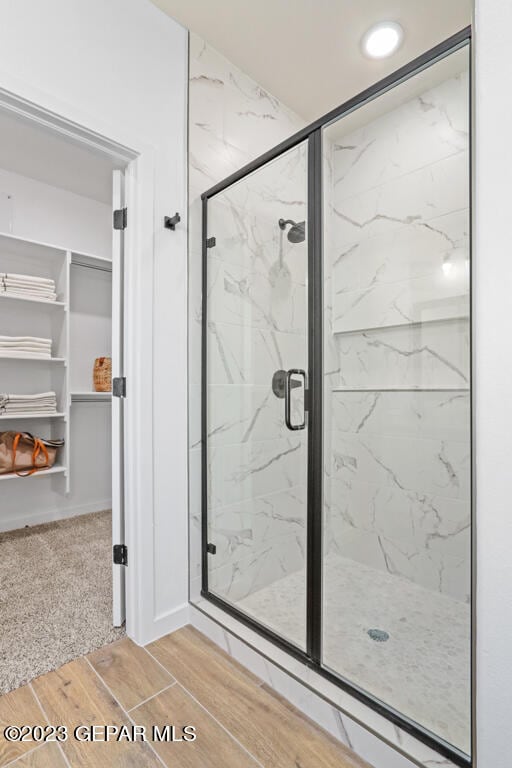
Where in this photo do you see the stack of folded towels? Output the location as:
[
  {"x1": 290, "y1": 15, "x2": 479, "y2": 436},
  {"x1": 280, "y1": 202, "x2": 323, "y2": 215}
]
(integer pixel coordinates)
[
  {"x1": 0, "y1": 336, "x2": 52, "y2": 359},
  {"x1": 0, "y1": 391, "x2": 58, "y2": 416},
  {"x1": 1, "y1": 273, "x2": 57, "y2": 302}
]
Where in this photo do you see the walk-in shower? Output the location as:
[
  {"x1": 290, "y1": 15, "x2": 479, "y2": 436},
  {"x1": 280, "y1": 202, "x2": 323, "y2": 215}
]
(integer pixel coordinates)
[{"x1": 200, "y1": 28, "x2": 471, "y2": 767}]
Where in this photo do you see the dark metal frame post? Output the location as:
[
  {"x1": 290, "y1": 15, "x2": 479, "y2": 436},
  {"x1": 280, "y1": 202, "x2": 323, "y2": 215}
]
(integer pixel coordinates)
[
  {"x1": 306, "y1": 129, "x2": 323, "y2": 664},
  {"x1": 201, "y1": 196, "x2": 209, "y2": 595}
]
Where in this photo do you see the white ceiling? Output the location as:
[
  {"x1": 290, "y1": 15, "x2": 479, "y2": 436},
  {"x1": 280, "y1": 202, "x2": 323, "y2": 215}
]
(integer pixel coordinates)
[
  {"x1": 151, "y1": 0, "x2": 471, "y2": 121},
  {"x1": 0, "y1": 109, "x2": 120, "y2": 204}
]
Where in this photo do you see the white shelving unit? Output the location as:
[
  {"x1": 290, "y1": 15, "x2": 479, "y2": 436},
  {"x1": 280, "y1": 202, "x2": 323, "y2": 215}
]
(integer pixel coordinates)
[
  {"x1": 0, "y1": 232, "x2": 113, "y2": 487},
  {"x1": 0, "y1": 413, "x2": 67, "y2": 420},
  {"x1": 0, "y1": 465, "x2": 67, "y2": 481},
  {"x1": 0, "y1": 294, "x2": 67, "y2": 308},
  {"x1": 0, "y1": 356, "x2": 66, "y2": 362}
]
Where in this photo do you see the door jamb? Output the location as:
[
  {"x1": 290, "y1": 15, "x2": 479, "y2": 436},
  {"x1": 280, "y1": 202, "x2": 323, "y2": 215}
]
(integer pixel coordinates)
[{"x1": 0, "y1": 85, "x2": 150, "y2": 644}]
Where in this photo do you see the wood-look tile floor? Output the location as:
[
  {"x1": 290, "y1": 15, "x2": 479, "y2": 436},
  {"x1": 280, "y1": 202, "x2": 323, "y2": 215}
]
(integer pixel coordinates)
[{"x1": 0, "y1": 625, "x2": 370, "y2": 768}]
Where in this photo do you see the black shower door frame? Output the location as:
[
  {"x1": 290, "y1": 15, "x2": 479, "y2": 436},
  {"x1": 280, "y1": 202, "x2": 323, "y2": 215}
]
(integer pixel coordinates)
[{"x1": 200, "y1": 25, "x2": 472, "y2": 768}]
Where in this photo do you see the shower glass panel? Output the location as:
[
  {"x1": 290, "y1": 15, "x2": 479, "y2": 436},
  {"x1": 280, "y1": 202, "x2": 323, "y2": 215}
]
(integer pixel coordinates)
[
  {"x1": 322, "y1": 46, "x2": 470, "y2": 755},
  {"x1": 205, "y1": 141, "x2": 309, "y2": 651}
]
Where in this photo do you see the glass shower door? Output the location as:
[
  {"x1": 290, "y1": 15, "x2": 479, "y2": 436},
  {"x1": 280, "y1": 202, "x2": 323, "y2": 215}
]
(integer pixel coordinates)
[{"x1": 204, "y1": 141, "x2": 309, "y2": 650}]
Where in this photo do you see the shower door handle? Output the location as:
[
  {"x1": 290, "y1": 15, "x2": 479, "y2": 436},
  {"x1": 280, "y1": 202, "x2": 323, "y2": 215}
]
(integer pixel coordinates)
[{"x1": 285, "y1": 369, "x2": 306, "y2": 431}]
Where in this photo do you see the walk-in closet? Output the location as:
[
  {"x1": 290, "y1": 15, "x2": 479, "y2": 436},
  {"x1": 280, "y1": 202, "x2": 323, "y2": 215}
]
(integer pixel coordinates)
[{"x1": 0, "y1": 107, "x2": 126, "y2": 693}]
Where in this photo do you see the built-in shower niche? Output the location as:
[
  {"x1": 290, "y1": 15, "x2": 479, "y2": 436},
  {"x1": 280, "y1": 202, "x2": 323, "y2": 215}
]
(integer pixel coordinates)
[{"x1": 321, "y1": 48, "x2": 470, "y2": 754}]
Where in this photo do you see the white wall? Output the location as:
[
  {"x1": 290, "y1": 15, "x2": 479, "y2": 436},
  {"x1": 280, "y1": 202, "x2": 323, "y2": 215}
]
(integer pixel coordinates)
[
  {"x1": 0, "y1": 168, "x2": 111, "y2": 257},
  {"x1": 0, "y1": 0, "x2": 189, "y2": 643},
  {"x1": 473, "y1": 2, "x2": 512, "y2": 765}
]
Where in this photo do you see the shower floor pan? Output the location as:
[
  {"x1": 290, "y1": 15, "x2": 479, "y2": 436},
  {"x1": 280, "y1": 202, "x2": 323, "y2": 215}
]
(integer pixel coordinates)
[{"x1": 237, "y1": 552, "x2": 470, "y2": 755}]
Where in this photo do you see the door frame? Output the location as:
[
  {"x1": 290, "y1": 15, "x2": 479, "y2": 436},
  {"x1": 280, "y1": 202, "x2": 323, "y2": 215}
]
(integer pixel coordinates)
[
  {"x1": 200, "y1": 26, "x2": 472, "y2": 768},
  {"x1": 0, "y1": 84, "x2": 154, "y2": 643}
]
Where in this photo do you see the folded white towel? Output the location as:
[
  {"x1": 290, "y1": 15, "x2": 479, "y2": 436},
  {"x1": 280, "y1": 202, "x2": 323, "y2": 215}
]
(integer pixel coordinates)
[
  {"x1": 4, "y1": 273, "x2": 55, "y2": 286},
  {"x1": 2, "y1": 277, "x2": 55, "y2": 291},
  {"x1": 0, "y1": 346, "x2": 51, "y2": 352},
  {"x1": 0, "y1": 336, "x2": 51, "y2": 344},
  {"x1": 2, "y1": 290, "x2": 57, "y2": 301},
  {"x1": 0, "y1": 352, "x2": 51, "y2": 360},
  {"x1": 1, "y1": 406, "x2": 58, "y2": 411},
  {"x1": 0, "y1": 341, "x2": 51, "y2": 349},
  {"x1": 0, "y1": 391, "x2": 57, "y2": 401}
]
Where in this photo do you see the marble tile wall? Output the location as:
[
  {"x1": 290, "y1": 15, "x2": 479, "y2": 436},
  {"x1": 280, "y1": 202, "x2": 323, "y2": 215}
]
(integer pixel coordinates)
[
  {"x1": 323, "y1": 67, "x2": 471, "y2": 603},
  {"x1": 188, "y1": 33, "x2": 306, "y2": 603}
]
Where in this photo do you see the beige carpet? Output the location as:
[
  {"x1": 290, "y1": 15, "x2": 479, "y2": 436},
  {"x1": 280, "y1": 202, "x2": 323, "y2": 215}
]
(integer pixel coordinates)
[{"x1": 0, "y1": 509, "x2": 125, "y2": 694}]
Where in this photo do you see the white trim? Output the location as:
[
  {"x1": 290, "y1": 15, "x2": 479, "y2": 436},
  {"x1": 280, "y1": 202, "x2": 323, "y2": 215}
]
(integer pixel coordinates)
[
  {"x1": 0, "y1": 85, "x2": 137, "y2": 163},
  {"x1": 0, "y1": 86, "x2": 153, "y2": 647},
  {"x1": 134, "y1": 603, "x2": 190, "y2": 647}
]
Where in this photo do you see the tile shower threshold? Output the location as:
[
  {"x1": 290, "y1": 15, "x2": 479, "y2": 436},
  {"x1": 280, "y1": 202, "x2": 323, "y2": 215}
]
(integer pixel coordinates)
[{"x1": 191, "y1": 586, "x2": 469, "y2": 768}]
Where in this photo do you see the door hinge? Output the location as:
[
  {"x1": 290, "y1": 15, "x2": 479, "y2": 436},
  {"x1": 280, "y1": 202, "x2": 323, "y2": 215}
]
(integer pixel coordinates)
[
  {"x1": 206, "y1": 542, "x2": 217, "y2": 554},
  {"x1": 206, "y1": 236, "x2": 216, "y2": 249},
  {"x1": 113, "y1": 207, "x2": 127, "y2": 230},
  {"x1": 113, "y1": 544, "x2": 128, "y2": 566},
  {"x1": 112, "y1": 377, "x2": 126, "y2": 398}
]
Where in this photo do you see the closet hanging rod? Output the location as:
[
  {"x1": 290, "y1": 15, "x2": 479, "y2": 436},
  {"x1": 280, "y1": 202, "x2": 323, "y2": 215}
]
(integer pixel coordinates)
[{"x1": 71, "y1": 260, "x2": 112, "y2": 274}]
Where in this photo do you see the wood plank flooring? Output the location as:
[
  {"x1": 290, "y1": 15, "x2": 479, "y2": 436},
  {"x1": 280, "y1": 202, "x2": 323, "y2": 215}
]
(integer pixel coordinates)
[{"x1": 0, "y1": 625, "x2": 370, "y2": 768}]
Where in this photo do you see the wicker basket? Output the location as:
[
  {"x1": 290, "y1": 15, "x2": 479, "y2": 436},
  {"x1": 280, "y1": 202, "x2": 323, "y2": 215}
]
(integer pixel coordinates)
[{"x1": 93, "y1": 357, "x2": 112, "y2": 392}]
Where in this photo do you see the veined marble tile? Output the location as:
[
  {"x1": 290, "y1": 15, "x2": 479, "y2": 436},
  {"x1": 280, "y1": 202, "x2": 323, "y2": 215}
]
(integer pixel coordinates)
[
  {"x1": 333, "y1": 266, "x2": 468, "y2": 333},
  {"x1": 331, "y1": 430, "x2": 470, "y2": 501},
  {"x1": 207, "y1": 384, "x2": 304, "y2": 447},
  {"x1": 332, "y1": 70, "x2": 469, "y2": 201},
  {"x1": 332, "y1": 151, "x2": 468, "y2": 250},
  {"x1": 334, "y1": 319, "x2": 469, "y2": 388},
  {"x1": 208, "y1": 485, "x2": 306, "y2": 564},
  {"x1": 207, "y1": 255, "x2": 307, "y2": 335},
  {"x1": 328, "y1": 476, "x2": 470, "y2": 601},
  {"x1": 208, "y1": 434, "x2": 306, "y2": 509},
  {"x1": 331, "y1": 209, "x2": 469, "y2": 295},
  {"x1": 209, "y1": 532, "x2": 307, "y2": 618},
  {"x1": 207, "y1": 320, "x2": 306, "y2": 386},
  {"x1": 331, "y1": 390, "x2": 470, "y2": 441}
]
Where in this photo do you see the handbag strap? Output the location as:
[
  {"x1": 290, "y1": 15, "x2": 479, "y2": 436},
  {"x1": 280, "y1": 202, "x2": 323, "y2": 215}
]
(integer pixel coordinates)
[{"x1": 12, "y1": 432, "x2": 50, "y2": 476}]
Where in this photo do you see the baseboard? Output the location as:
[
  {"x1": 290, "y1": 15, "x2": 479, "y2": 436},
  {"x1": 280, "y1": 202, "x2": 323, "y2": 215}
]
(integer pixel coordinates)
[
  {"x1": 0, "y1": 498, "x2": 112, "y2": 532},
  {"x1": 131, "y1": 602, "x2": 190, "y2": 647}
]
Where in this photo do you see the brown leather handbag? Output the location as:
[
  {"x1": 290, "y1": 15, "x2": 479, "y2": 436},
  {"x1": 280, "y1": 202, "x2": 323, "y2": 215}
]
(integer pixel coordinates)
[{"x1": 0, "y1": 431, "x2": 64, "y2": 476}]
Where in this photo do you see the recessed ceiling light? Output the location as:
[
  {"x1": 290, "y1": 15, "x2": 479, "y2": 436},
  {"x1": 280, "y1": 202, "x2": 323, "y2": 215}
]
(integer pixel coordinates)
[{"x1": 362, "y1": 22, "x2": 404, "y2": 59}]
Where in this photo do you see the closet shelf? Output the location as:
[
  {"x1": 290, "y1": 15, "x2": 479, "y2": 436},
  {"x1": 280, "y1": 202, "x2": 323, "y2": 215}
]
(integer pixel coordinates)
[
  {"x1": 0, "y1": 293, "x2": 66, "y2": 309},
  {"x1": 0, "y1": 465, "x2": 66, "y2": 481},
  {"x1": 0, "y1": 412, "x2": 66, "y2": 420},
  {"x1": 71, "y1": 251, "x2": 112, "y2": 273},
  {"x1": 71, "y1": 392, "x2": 111, "y2": 402},
  {"x1": 0, "y1": 356, "x2": 65, "y2": 363}
]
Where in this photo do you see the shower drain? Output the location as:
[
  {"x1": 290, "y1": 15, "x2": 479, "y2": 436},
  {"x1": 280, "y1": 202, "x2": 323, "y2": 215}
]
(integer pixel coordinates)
[{"x1": 367, "y1": 628, "x2": 390, "y2": 643}]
